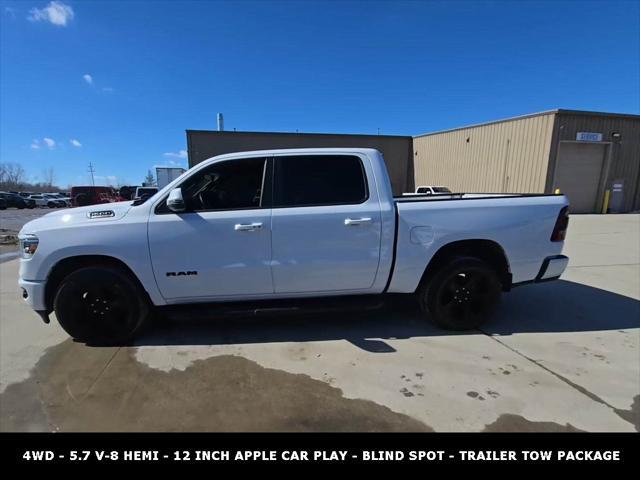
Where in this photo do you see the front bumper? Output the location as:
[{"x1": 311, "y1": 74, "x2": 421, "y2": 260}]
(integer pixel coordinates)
[
  {"x1": 535, "y1": 255, "x2": 569, "y2": 282},
  {"x1": 18, "y1": 277, "x2": 47, "y2": 311}
]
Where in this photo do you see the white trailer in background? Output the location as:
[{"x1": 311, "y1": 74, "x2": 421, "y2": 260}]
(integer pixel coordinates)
[{"x1": 155, "y1": 166, "x2": 186, "y2": 189}]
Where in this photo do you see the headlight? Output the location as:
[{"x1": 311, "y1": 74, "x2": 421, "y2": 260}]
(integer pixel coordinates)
[{"x1": 20, "y1": 235, "x2": 39, "y2": 259}]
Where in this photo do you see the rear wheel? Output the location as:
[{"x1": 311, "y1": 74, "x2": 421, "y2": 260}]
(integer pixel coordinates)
[
  {"x1": 53, "y1": 266, "x2": 150, "y2": 344},
  {"x1": 418, "y1": 256, "x2": 501, "y2": 330},
  {"x1": 47, "y1": 201, "x2": 56, "y2": 208},
  {"x1": 74, "y1": 194, "x2": 89, "y2": 206}
]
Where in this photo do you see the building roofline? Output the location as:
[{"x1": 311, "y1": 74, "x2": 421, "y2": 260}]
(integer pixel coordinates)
[
  {"x1": 413, "y1": 109, "x2": 640, "y2": 138},
  {"x1": 186, "y1": 129, "x2": 412, "y2": 139}
]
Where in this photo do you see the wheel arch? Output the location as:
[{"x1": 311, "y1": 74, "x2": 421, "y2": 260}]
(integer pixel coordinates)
[
  {"x1": 44, "y1": 255, "x2": 151, "y2": 313},
  {"x1": 417, "y1": 239, "x2": 512, "y2": 292}
]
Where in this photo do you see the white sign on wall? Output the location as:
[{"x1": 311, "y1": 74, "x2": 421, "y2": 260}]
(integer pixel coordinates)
[{"x1": 576, "y1": 132, "x2": 603, "y2": 142}]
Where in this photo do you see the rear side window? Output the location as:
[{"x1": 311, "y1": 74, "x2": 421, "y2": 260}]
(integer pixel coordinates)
[{"x1": 273, "y1": 155, "x2": 368, "y2": 207}]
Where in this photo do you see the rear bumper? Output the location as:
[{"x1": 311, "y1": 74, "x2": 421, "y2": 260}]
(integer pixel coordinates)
[{"x1": 535, "y1": 255, "x2": 569, "y2": 282}]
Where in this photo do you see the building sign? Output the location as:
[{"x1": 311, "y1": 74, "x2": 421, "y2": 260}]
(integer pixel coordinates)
[{"x1": 576, "y1": 132, "x2": 603, "y2": 142}]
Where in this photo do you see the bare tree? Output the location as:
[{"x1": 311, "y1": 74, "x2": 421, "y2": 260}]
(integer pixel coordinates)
[
  {"x1": 42, "y1": 167, "x2": 55, "y2": 188},
  {"x1": 0, "y1": 163, "x2": 26, "y2": 189}
]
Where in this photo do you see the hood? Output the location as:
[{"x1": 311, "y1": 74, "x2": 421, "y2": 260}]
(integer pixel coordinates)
[{"x1": 19, "y1": 201, "x2": 134, "y2": 235}]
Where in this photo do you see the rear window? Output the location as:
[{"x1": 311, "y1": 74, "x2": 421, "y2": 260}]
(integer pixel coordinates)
[
  {"x1": 273, "y1": 155, "x2": 367, "y2": 207},
  {"x1": 432, "y1": 187, "x2": 451, "y2": 193}
]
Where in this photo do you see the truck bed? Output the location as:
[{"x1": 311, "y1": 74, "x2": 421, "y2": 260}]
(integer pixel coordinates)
[{"x1": 386, "y1": 193, "x2": 569, "y2": 292}]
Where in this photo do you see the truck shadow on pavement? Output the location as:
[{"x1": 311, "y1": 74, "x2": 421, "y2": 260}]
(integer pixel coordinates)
[{"x1": 134, "y1": 280, "x2": 639, "y2": 353}]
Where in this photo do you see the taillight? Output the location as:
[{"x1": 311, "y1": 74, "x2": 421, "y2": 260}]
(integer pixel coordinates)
[{"x1": 551, "y1": 206, "x2": 570, "y2": 242}]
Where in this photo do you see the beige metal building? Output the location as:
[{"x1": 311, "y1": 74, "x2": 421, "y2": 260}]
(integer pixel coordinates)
[{"x1": 413, "y1": 110, "x2": 640, "y2": 213}]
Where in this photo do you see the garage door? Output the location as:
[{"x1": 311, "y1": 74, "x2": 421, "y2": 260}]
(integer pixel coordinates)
[{"x1": 553, "y1": 142, "x2": 607, "y2": 213}]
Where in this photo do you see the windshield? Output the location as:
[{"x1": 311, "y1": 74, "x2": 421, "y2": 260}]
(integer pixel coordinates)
[{"x1": 432, "y1": 187, "x2": 452, "y2": 193}]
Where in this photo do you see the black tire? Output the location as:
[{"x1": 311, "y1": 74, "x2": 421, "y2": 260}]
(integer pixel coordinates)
[
  {"x1": 418, "y1": 256, "x2": 501, "y2": 330},
  {"x1": 74, "y1": 194, "x2": 89, "y2": 206},
  {"x1": 47, "y1": 201, "x2": 56, "y2": 208},
  {"x1": 53, "y1": 266, "x2": 150, "y2": 344}
]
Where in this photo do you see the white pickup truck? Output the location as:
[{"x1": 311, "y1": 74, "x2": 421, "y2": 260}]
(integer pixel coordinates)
[{"x1": 18, "y1": 148, "x2": 570, "y2": 343}]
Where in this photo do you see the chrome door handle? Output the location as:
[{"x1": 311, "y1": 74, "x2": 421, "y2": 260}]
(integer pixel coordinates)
[
  {"x1": 344, "y1": 217, "x2": 372, "y2": 226},
  {"x1": 234, "y1": 222, "x2": 263, "y2": 231}
]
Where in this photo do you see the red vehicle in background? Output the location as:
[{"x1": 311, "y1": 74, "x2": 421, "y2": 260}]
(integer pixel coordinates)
[{"x1": 70, "y1": 186, "x2": 120, "y2": 207}]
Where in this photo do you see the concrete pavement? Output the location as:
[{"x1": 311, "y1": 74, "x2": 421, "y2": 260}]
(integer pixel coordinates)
[{"x1": 0, "y1": 214, "x2": 638, "y2": 431}]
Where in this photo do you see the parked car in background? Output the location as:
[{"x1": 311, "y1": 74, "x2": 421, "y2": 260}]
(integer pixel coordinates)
[
  {"x1": 45, "y1": 193, "x2": 71, "y2": 207},
  {"x1": 27, "y1": 194, "x2": 59, "y2": 208},
  {"x1": 0, "y1": 192, "x2": 31, "y2": 209},
  {"x1": 22, "y1": 197, "x2": 36, "y2": 209},
  {"x1": 133, "y1": 186, "x2": 158, "y2": 203},
  {"x1": 42, "y1": 194, "x2": 66, "y2": 208},
  {"x1": 118, "y1": 185, "x2": 141, "y2": 201},
  {"x1": 70, "y1": 186, "x2": 119, "y2": 207},
  {"x1": 0, "y1": 197, "x2": 6, "y2": 210}
]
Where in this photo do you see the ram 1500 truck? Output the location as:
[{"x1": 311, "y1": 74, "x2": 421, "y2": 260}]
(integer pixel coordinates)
[{"x1": 18, "y1": 148, "x2": 570, "y2": 343}]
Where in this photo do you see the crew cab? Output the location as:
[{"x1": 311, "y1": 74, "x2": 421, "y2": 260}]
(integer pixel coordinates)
[{"x1": 18, "y1": 148, "x2": 570, "y2": 343}]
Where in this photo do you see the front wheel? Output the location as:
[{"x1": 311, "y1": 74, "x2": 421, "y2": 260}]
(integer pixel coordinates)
[
  {"x1": 418, "y1": 256, "x2": 502, "y2": 330},
  {"x1": 53, "y1": 266, "x2": 150, "y2": 344},
  {"x1": 47, "y1": 201, "x2": 56, "y2": 208}
]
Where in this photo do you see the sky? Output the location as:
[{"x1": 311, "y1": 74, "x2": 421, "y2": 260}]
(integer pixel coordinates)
[{"x1": 1, "y1": 0, "x2": 639, "y2": 188}]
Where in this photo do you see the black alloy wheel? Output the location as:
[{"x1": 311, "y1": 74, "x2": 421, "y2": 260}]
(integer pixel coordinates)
[
  {"x1": 419, "y1": 256, "x2": 502, "y2": 330},
  {"x1": 54, "y1": 266, "x2": 150, "y2": 344}
]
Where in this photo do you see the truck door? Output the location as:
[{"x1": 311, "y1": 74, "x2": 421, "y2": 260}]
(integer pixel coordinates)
[
  {"x1": 270, "y1": 154, "x2": 382, "y2": 294},
  {"x1": 148, "y1": 156, "x2": 273, "y2": 300}
]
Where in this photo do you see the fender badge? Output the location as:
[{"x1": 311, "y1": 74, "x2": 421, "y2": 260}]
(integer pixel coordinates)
[
  {"x1": 166, "y1": 271, "x2": 198, "y2": 277},
  {"x1": 87, "y1": 210, "x2": 115, "y2": 219}
]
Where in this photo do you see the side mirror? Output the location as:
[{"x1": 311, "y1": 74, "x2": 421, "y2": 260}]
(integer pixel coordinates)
[{"x1": 167, "y1": 187, "x2": 186, "y2": 213}]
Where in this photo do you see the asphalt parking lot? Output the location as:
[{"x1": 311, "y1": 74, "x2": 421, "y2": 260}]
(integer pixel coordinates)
[{"x1": 0, "y1": 214, "x2": 638, "y2": 432}]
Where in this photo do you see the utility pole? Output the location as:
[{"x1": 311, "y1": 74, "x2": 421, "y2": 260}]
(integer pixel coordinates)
[{"x1": 88, "y1": 162, "x2": 96, "y2": 186}]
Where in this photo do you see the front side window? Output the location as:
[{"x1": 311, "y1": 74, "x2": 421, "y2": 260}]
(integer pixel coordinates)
[
  {"x1": 273, "y1": 155, "x2": 367, "y2": 207},
  {"x1": 159, "y1": 157, "x2": 267, "y2": 212}
]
